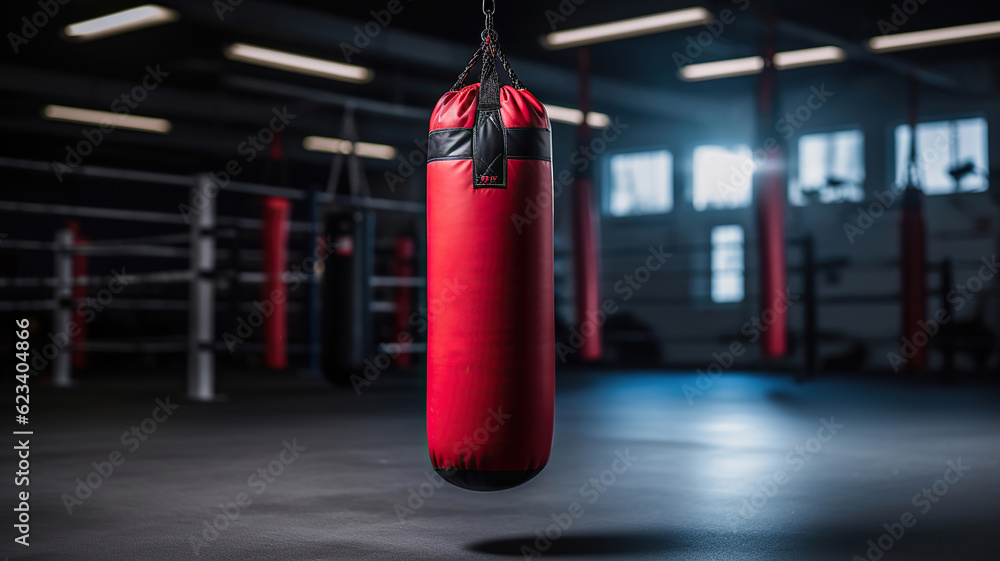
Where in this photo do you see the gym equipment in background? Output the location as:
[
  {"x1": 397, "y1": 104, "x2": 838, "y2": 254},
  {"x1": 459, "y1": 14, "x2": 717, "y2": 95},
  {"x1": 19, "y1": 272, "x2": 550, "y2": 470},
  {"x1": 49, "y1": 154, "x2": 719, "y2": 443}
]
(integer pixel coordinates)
[
  {"x1": 322, "y1": 210, "x2": 374, "y2": 385},
  {"x1": 900, "y1": 80, "x2": 928, "y2": 371},
  {"x1": 68, "y1": 220, "x2": 88, "y2": 370},
  {"x1": 261, "y1": 197, "x2": 291, "y2": 370}
]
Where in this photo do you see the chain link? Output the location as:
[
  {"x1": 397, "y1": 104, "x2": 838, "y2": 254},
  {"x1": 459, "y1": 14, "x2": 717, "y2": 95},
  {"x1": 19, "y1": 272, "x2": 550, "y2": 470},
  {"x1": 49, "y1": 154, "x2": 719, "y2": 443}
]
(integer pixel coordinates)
[{"x1": 450, "y1": 1, "x2": 525, "y2": 91}]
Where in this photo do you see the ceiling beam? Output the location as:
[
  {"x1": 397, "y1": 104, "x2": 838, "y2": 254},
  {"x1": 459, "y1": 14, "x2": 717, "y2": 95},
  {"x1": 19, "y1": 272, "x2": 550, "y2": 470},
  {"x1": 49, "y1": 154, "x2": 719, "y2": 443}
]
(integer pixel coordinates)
[
  {"x1": 769, "y1": 17, "x2": 991, "y2": 95},
  {"x1": 0, "y1": 63, "x2": 430, "y2": 145},
  {"x1": 160, "y1": 0, "x2": 738, "y2": 123}
]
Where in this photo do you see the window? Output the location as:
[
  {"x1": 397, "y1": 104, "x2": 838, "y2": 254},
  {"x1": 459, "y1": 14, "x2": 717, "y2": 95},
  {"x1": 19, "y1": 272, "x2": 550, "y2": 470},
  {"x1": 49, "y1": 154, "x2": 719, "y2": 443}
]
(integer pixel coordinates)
[
  {"x1": 711, "y1": 225, "x2": 744, "y2": 303},
  {"x1": 793, "y1": 129, "x2": 865, "y2": 205},
  {"x1": 894, "y1": 117, "x2": 988, "y2": 194},
  {"x1": 693, "y1": 145, "x2": 754, "y2": 211},
  {"x1": 607, "y1": 150, "x2": 673, "y2": 216}
]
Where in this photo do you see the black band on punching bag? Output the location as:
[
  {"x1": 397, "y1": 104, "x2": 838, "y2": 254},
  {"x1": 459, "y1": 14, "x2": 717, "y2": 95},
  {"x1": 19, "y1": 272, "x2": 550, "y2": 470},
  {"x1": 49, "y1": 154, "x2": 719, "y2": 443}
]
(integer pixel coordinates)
[
  {"x1": 427, "y1": 129, "x2": 473, "y2": 161},
  {"x1": 428, "y1": 128, "x2": 550, "y2": 162}
]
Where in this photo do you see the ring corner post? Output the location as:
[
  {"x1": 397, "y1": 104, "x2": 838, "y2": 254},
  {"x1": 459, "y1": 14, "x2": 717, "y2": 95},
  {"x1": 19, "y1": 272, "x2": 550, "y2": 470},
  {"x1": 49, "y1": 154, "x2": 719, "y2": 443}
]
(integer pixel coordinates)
[
  {"x1": 53, "y1": 228, "x2": 73, "y2": 388},
  {"x1": 188, "y1": 174, "x2": 217, "y2": 401}
]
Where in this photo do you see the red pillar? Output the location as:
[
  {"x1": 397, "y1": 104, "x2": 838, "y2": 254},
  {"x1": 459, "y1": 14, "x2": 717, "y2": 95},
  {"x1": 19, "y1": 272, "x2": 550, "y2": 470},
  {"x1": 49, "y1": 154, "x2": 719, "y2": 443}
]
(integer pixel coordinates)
[
  {"x1": 262, "y1": 197, "x2": 290, "y2": 370},
  {"x1": 755, "y1": 7, "x2": 788, "y2": 358},
  {"x1": 571, "y1": 47, "x2": 602, "y2": 361},
  {"x1": 757, "y1": 150, "x2": 788, "y2": 357}
]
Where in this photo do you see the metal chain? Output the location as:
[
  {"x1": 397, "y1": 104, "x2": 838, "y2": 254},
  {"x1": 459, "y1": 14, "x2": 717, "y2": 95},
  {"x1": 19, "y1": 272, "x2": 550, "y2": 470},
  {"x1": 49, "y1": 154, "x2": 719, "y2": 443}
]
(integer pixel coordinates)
[
  {"x1": 450, "y1": 39, "x2": 487, "y2": 91},
  {"x1": 497, "y1": 46, "x2": 524, "y2": 90},
  {"x1": 450, "y1": 0, "x2": 525, "y2": 91}
]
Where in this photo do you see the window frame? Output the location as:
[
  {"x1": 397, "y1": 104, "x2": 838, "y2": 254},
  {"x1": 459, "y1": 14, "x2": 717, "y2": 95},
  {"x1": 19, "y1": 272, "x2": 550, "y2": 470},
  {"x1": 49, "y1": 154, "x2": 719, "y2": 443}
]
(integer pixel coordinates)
[
  {"x1": 709, "y1": 224, "x2": 746, "y2": 305},
  {"x1": 889, "y1": 113, "x2": 989, "y2": 196},
  {"x1": 689, "y1": 143, "x2": 756, "y2": 212},
  {"x1": 790, "y1": 125, "x2": 867, "y2": 207},
  {"x1": 601, "y1": 145, "x2": 677, "y2": 220}
]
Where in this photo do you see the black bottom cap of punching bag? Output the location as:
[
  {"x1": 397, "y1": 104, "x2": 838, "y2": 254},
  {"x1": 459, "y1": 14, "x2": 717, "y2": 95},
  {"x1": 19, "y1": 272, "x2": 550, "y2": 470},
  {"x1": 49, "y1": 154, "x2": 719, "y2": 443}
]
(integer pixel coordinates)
[{"x1": 435, "y1": 467, "x2": 544, "y2": 492}]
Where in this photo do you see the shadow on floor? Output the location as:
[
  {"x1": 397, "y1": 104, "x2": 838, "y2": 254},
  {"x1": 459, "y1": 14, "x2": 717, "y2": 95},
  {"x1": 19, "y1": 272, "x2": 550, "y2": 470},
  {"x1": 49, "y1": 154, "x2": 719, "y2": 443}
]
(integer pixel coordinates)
[
  {"x1": 466, "y1": 532, "x2": 678, "y2": 556},
  {"x1": 466, "y1": 524, "x2": 997, "y2": 559}
]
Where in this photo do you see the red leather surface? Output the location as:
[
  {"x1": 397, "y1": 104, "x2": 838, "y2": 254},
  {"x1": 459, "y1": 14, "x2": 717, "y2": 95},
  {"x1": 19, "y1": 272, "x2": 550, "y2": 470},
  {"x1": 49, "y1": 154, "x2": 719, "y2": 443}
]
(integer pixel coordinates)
[
  {"x1": 757, "y1": 149, "x2": 788, "y2": 358},
  {"x1": 571, "y1": 176, "x2": 602, "y2": 361},
  {"x1": 430, "y1": 86, "x2": 479, "y2": 131},
  {"x1": 426, "y1": 85, "x2": 554, "y2": 473},
  {"x1": 500, "y1": 86, "x2": 550, "y2": 129},
  {"x1": 262, "y1": 197, "x2": 290, "y2": 370},
  {"x1": 901, "y1": 207, "x2": 927, "y2": 370},
  {"x1": 430, "y1": 85, "x2": 551, "y2": 131}
]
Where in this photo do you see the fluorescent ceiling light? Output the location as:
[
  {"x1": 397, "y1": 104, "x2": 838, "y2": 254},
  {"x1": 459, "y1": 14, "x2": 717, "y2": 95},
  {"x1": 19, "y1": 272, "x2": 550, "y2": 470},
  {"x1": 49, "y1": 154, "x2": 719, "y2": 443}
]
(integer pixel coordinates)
[
  {"x1": 679, "y1": 46, "x2": 845, "y2": 81},
  {"x1": 303, "y1": 136, "x2": 396, "y2": 160},
  {"x1": 304, "y1": 136, "x2": 352, "y2": 154},
  {"x1": 544, "y1": 104, "x2": 611, "y2": 128},
  {"x1": 353, "y1": 141, "x2": 398, "y2": 160},
  {"x1": 679, "y1": 56, "x2": 764, "y2": 81},
  {"x1": 542, "y1": 7, "x2": 713, "y2": 49},
  {"x1": 586, "y1": 112, "x2": 612, "y2": 128},
  {"x1": 63, "y1": 5, "x2": 178, "y2": 42},
  {"x1": 773, "y1": 46, "x2": 845, "y2": 70},
  {"x1": 43, "y1": 105, "x2": 171, "y2": 134},
  {"x1": 544, "y1": 105, "x2": 585, "y2": 125},
  {"x1": 225, "y1": 43, "x2": 373, "y2": 84},
  {"x1": 868, "y1": 20, "x2": 1000, "y2": 52}
]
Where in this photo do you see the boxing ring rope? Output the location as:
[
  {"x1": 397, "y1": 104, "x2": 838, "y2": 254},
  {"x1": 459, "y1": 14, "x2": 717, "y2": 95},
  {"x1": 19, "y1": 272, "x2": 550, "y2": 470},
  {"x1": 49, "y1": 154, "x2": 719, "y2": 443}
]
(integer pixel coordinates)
[{"x1": 1, "y1": 157, "x2": 426, "y2": 401}]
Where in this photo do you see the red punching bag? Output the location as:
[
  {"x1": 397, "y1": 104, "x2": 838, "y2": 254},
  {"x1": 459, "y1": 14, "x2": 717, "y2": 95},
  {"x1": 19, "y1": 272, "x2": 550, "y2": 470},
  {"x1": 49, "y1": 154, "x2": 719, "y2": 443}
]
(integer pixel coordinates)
[
  {"x1": 426, "y1": 19, "x2": 554, "y2": 491},
  {"x1": 262, "y1": 197, "x2": 290, "y2": 370},
  {"x1": 900, "y1": 81, "x2": 927, "y2": 371},
  {"x1": 900, "y1": 187, "x2": 927, "y2": 370}
]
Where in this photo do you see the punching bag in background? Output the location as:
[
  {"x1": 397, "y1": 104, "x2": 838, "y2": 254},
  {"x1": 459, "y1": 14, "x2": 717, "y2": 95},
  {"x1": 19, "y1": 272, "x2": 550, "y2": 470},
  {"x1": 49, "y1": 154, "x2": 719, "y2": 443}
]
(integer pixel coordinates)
[
  {"x1": 900, "y1": 81, "x2": 927, "y2": 371},
  {"x1": 570, "y1": 47, "x2": 602, "y2": 362},
  {"x1": 261, "y1": 197, "x2": 290, "y2": 370},
  {"x1": 322, "y1": 211, "x2": 373, "y2": 385},
  {"x1": 900, "y1": 186, "x2": 927, "y2": 370},
  {"x1": 393, "y1": 237, "x2": 415, "y2": 368},
  {"x1": 425, "y1": 13, "x2": 555, "y2": 491}
]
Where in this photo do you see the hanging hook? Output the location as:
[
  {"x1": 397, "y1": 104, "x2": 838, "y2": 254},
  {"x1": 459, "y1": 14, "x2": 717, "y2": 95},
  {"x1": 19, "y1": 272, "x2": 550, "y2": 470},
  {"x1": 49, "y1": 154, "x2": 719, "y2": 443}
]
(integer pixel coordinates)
[
  {"x1": 481, "y1": 5, "x2": 497, "y2": 46},
  {"x1": 481, "y1": 0, "x2": 498, "y2": 53}
]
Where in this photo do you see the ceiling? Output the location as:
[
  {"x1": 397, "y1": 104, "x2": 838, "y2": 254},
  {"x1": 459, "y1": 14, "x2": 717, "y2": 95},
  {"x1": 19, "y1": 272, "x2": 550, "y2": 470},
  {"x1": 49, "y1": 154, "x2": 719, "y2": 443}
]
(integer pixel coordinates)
[{"x1": 1, "y1": 0, "x2": 997, "y2": 179}]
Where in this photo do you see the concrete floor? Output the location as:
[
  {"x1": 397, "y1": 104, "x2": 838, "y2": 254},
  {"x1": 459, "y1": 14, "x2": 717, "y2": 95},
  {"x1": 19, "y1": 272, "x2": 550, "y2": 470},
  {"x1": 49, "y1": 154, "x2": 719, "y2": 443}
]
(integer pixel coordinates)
[{"x1": 4, "y1": 370, "x2": 1000, "y2": 560}]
